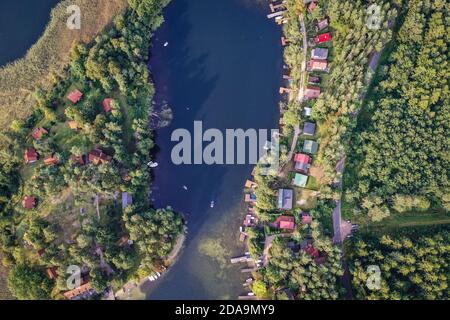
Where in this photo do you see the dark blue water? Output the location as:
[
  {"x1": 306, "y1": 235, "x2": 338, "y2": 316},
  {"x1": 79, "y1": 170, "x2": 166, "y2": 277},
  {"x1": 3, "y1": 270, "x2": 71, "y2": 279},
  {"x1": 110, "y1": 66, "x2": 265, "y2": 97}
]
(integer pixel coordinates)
[
  {"x1": 147, "y1": 0, "x2": 282, "y2": 299},
  {"x1": 0, "y1": 0, "x2": 60, "y2": 66}
]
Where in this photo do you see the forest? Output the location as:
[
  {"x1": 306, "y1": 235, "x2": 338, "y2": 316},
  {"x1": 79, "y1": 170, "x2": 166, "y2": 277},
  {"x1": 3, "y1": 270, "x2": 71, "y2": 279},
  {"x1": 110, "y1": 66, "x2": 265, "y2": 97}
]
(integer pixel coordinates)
[
  {"x1": 0, "y1": 0, "x2": 183, "y2": 299},
  {"x1": 344, "y1": 0, "x2": 449, "y2": 221},
  {"x1": 348, "y1": 227, "x2": 449, "y2": 300}
]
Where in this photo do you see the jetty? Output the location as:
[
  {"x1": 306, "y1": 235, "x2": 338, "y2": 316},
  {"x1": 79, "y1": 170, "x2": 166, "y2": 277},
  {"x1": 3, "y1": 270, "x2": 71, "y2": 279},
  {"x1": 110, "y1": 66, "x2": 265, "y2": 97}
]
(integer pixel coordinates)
[
  {"x1": 267, "y1": 10, "x2": 287, "y2": 19},
  {"x1": 230, "y1": 254, "x2": 253, "y2": 264}
]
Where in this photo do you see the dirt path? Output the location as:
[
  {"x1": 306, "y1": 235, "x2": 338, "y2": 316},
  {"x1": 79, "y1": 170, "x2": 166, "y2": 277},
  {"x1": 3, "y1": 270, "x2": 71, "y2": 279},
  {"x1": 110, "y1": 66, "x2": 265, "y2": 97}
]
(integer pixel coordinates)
[{"x1": 281, "y1": 14, "x2": 308, "y2": 170}]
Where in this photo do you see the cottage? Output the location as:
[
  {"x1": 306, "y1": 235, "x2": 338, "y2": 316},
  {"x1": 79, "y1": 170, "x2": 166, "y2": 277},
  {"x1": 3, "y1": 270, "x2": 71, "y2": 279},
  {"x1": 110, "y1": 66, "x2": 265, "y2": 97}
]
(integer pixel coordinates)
[
  {"x1": 243, "y1": 214, "x2": 257, "y2": 227},
  {"x1": 24, "y1": 148, "x2": 39, "y2": 164},
  {"x1": 121, "y1": 192, "x2": 133, "y2": 209},
  {"x1": 67, "y1": 90, "x2": 83, "y2": 103},
  {"x1": 294, "y1": 153, "x2": 311, "y2": 173},
  {"x1": 293, "y1": 173, "x2": 308, "y2": 188},
  {"x1": 102, "y1": 98, "x2": 114, "y2": 112},
  {"x1": 303, "y1": 122, "x2": 316, "y2": 136},
  {"x1": 308, "y1": 76, "x2": 321, "y2": 84},
  {"x1": 301, "y1": 212, "x2": 312, "y2": 224},
  {"x1": 37, "y1": 249, "x2": 46, "y2": 257},
  {"x1": 277, "y1": 189, "x2": 293, "y2": 210},
  {"x1": 44, "y1": 154, "x2": 59, "y2": 166},
  {"x1": 47, "y1": 267, "x2": 58, "y2": 280},
  {"x1": 274, "y1": 215, "x2": 296, "y2": 231},
  {"x1": 63, "y1": 282, "x2": 94, "y2": 300},
  {"x1": 317, "y1": 18, "x2": 329, "y2": 31},
  {"x1": 88, "y1": 148, "x2": 112, "y2": 165},
  {"x1": 304, "y1": 244, "x2": 320, "y2": 258},
  {"x1": 307, "y1": 59, "x2": 328, "y2": 71},
  {"x1": 31, "y1": 127, "x2": 48, "y2": 140},
  {"x1": 311, "y1": 48, "x2": 329, "y2": 60},
  {"x1": 22, "y1": 196, "x2": 36, "y2": 210},
  {"x1": 303, "y1": 140, "x2": 319, "y2": 154},
  {"x1": 308, "y1": 1, "x2": 317, "y2": 12},
  {"x1": 315, "y1": 33, "x2": 332, "y2": 44},
  {"x1": 305, "y1": 87, "x2": 321, "y2": 99}
]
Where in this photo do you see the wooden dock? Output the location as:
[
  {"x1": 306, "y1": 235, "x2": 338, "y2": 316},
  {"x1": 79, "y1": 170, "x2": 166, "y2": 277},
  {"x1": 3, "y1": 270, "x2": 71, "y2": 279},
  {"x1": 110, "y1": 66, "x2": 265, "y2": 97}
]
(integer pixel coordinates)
[
  {"x1": 267, "y1": 10, "x2": 286, "y2": 19},
  {"x1": 230, "y1": 254, "x2": 253, "y2": 264}
]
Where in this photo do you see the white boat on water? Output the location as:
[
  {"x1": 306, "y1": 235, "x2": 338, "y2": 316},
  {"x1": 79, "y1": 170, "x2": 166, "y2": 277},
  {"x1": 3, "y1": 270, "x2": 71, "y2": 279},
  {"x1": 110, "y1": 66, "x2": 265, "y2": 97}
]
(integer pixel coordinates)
[
  {"x1": 147, "y1": 161, "x2": 158, "y2": 168},
  {"x1": 163, "y1": 42, "x2": 169, "y2": 47},
  {"x1": 210, "y1": 200, "x2": 215, "y2": 208}
]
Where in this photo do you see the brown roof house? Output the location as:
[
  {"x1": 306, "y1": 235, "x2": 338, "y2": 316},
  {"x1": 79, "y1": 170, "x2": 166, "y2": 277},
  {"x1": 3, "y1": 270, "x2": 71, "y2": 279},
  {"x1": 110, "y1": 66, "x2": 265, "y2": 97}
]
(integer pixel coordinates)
[
  {"x1": 22, "y1": 196, "x2": 37, "y2": 210},
  {"x1": 31, "y1": 128, "x2": 48, "y2": 140},
  {"x1": 44, "y1": 154, "x2": 59, "y2": 166},
  {"x1": 305, "y1": 87, "x2": 321, "y2": 99},
  {"x1": 88, "y1": 148, "x2": 112, "y2": 165},
  {"x1": 24, "y1": 148, "x2": 39, "y2": 164}
]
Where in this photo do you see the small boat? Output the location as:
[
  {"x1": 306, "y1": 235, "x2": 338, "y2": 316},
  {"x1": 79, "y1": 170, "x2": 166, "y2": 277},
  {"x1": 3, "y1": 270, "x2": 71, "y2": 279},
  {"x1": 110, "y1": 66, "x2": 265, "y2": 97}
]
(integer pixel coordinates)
[
  {"x1": 210, "y1": 200, "x2": 215, "y2": 208},
  {"x1": 147, "y1": 161, "x2": 158, "y2": 168},
  {"x1": 182, "y1": 185, "x2": 188, "y2": 190},
  {"x1": 163, "y1": 42, "x2": 169, "y2": 47}
]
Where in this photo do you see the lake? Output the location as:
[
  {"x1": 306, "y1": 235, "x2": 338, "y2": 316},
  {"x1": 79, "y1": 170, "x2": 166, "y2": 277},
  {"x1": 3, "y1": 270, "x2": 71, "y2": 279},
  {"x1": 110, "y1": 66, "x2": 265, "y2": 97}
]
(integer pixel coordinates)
[
  {"x1": 0, "y1": 0, "x2": 283, "y2": 300},
  {"x1": 147, "y1": 0, "x2": 282, "y2": 299},
  {"x1": 0, "y1": 0, "x2": 60, "y2": 66}
]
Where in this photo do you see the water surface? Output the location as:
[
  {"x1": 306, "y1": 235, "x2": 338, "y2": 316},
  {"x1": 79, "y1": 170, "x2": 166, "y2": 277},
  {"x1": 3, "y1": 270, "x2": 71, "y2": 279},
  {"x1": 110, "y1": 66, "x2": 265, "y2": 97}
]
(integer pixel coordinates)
[
  {"x1": 0, "y1": 0, "x2": 60, "y2": 66},
  {"x1": 148, "y1": 0, "x2": 282, "y2": 299}
]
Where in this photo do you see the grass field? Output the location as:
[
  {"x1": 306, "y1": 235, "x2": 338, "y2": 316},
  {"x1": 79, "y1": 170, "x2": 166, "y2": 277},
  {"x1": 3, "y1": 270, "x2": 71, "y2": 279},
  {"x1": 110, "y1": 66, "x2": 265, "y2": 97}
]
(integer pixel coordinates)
[{"x1": 0, "y1": 0, "x2": 128, "y2": 130}]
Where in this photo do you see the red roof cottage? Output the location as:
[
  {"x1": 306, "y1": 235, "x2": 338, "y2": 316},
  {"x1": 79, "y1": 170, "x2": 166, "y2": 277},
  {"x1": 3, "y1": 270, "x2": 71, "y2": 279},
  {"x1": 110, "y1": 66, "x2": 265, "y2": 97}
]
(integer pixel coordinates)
[
  {"x1": 315, "y1": 32, "x2": 332, "y2": 44},
  {"x1": 301, "y1": 212, "x2": 313, "y2": 225},
  {"x1": 274, "y1": 216, "x2": 296, "y2": 231},
  {"x1": 67, "y1": 90, "x2": 83, "y2": 103},
  {"x1": 22, "y1": 196, "x2": 37, "y2": 210},
  {"x1": 305, "y1": 87, "x2": 321, "y2": 99},
  {"x1": 307, "y1": 59, "x2": 328, "y2": 71},
  {"x1": 64, "y1": 282, "x2": 94, "y2": 300},
  {"x1": 294, "y1": 153, "x2": 312, "y2": 173},
  {"x1": 24, "y1": 148, "x2": 39, "y2": 164},
  {"x1": 102, "y1": 98, "x2": 114, "y2": 112},
  {"x1": 31, "y1": 127, "x2": 48, "y2": 140}
]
